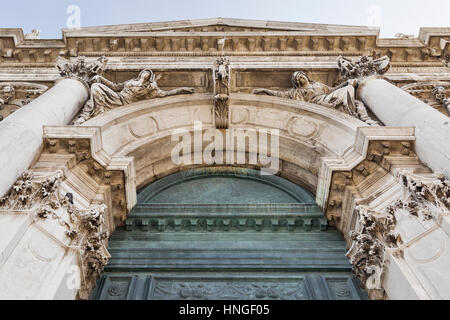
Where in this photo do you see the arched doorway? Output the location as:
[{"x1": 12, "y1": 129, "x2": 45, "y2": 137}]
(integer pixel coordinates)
[{"x1": 90, "y1": 167, "x2": 367, "y2": 300}]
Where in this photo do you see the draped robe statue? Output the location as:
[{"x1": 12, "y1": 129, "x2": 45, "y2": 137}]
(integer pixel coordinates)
[
  {"x1": 74, "y1": 69, "x2": 195, "y2": 125},
  {"x1": 253, "y1": 71, "x2": 378, "y2": 126}
]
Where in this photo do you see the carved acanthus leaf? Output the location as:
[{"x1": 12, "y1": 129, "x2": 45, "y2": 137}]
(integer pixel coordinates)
[
  {"x1": 0, "y1": 170, "x2": 64, "y2": 213},
  {"x1": 338, "y1": 55, "x2": 391, "y2": 82},
  {"x1": 56, "y1": 56, "x2": 108, "y2": 84},
  {"x1": 346, "y1": 205, "x2": 401, "y2": 299},
  {"x1": 392, "y1": 172, "x2": 450, "y2": 220},
  {"x1": 0, "y1": 170, "x2": 110, "y2": 300}
]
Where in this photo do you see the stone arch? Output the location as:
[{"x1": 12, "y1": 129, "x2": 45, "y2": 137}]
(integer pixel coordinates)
[{"x1": 82, "y1": 93, "x2": 364, "y2": 195}]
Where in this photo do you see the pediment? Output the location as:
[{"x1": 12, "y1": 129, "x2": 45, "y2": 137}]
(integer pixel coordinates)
[{"x1": 63, "y1": 18, "x2": 376, "y2": 36}]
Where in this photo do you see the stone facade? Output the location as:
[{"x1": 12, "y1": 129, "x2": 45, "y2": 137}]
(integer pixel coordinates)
[{"x1": 0, "y1": 18, "x2": 449, "y2": 300}]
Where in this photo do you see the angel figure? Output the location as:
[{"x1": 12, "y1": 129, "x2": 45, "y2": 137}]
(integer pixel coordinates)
[
  {"x1": 253, "y1": 71, "x2": 378, "y2": 125},
  {"x1": 74, "y1": 69, "x2": 195, "y2": 125}
]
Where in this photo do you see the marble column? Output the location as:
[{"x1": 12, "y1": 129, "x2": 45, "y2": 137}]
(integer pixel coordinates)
[
  {"x1": 0, "y1": 56, "x2": 107, "y2": 198},
  {"x1": 358, "y1": 78, "x2": 450, "y2": 178}
]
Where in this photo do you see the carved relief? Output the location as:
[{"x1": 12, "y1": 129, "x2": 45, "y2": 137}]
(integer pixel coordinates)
[
  {"x1": 214, "y1": 57, "x2": 230, "y2": 129},
  {"x1": 346, "y1": 205, "x2": 402, "y2": 300},
  {"x1": 73, "y1": 69, "x2": 195, "y2": 125},
  {"x1": 392, "y1": 172, "x2": 449, "y2": 221},
  {"x1": 432, "y1": 86, "x2": 450, "y2": 116},
  {"x1": 0, "y1": 82, "x2": 48, "y2": 121},
  {"x1": 153, "y1": 279, "x2": 307, "y2": 300},
  {"x1": 401, "y1": 82, "x2": 450, "y2": 116},
  {"x1": 56, "y1": 56, "x2": 108, "y2": 84},
  {"x1": 337, "y1": 55, "x2": 390, "y2": 81},
  {"x1": 0, "y1": 170, "x2": 110, "y2": 300},
  {"x1": 0, "y1": 170, "x2": 64, "y2": 214},
  {"x1": 253, "y1": 66, "x2": 378, "y2": 125}
]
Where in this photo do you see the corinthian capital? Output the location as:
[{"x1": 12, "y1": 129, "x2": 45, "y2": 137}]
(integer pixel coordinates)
[
  {"x1": 338, "y1": 55, "x2": 391, "y2": 81},
  {"x1": 56, "y1": 56, "x2": 108, "y2": 85}
]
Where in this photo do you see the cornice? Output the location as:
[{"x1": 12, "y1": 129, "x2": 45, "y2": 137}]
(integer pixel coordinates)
[
  {"x1": 42, "y1": 126, "x2": 137, "y2": 225},
  {"x1": 0, "y1": 19, "x2": 449, "y2": 66},
  {"x1": 316, "y1": 127, "x2": 416, "y2": 211}
]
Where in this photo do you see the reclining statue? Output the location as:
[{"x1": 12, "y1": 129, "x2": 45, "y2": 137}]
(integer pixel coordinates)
[
  {"x1": 74, "y1": 69, "x2": 195, "y2": 125},
  {"x1": 253, "y1": 71, "x2": 378, "y2": 126}
]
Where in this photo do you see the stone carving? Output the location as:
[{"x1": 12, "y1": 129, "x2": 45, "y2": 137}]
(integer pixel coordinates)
[
  {"x1": 0, "y1": 82, "x2": 49, "y2": 121},
  {"x1": 0, "y1": 170, "x2": 64, "y2": 214},
  {"x1": 73, "y1": 69, "x2": 195, "y2": 125},
  {"x1": 24, "y1": 29, "x2": 40, "y2": 40},
  {"x1": 391, "y1": 172, "x2": 449, "y2": 221},
  {"x1": 337, "y1": 55, "x2": 391, "y2": 81},
  {"x1": 0, "y1": 83, "x2": 15, "y2": 108},
  {"x1": 153, "y1": 279, "x2": 307, "y2": 300},
  {"x1": 400, "y1": 82, "x2": 450, "y2": 116},
  {"x1": 214, "y1": 57, "x2": 230, "y2": 89},
  {"x1": 214, "y1": 57, "x2": 230, "y2": 129},
  {"x1": 56, "y1": 56, "x2": 108, "y2": 84},
  {"x1": 432, "y1": 86, "x2": 450, "y2": 116},
  {"x1": 395, "y1": 33, "x2": 414, "y2": 40},
  {"x1": 0, "y1": 170, "x2": 110, "y2": 300},
  {"x1": 253, "y1": 71, "x2": 378, "y2": 125},
  {"x1": 214, "y1": 94, "x2": 230, "y2": 129},
  {"x1": 67, "y1": 204, "x2": 110, "y2": 284},
  {"x1": 346, "y1": 205, "x2": 402, "y2": 300}
]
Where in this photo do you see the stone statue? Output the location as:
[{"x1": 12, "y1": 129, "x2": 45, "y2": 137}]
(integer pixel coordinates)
[
  {"x1": 74, "y1": 69, "x2": 195, "y2": 125},
  {"x1": 253, "y1": 71, "x2": 378, "y2": 125}
]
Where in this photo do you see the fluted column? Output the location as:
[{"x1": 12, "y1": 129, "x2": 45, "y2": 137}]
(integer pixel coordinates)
[
  {"x1": 358, "y1": 78, "x2": 450, "y2": 178},
  {"x1": 0, "y1": 56, "x2": 106, "y2": 198}
]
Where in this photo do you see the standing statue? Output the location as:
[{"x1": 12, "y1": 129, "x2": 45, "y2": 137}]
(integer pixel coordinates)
[
  {"x1": 74, "y1": 69, "x2": 195, "y2": 125},
  {"x1": 253, "y1": 71, "x2": 378, "y2": 125}
]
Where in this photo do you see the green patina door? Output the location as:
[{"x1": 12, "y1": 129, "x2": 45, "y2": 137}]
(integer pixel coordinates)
[{"x1": 91, "y1": 168, "x2": 367, "y2": 300}]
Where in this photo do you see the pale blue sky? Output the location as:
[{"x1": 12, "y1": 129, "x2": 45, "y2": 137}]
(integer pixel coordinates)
[{"x1": 1, "y1": 0, "x2": 449, "y2": 39}]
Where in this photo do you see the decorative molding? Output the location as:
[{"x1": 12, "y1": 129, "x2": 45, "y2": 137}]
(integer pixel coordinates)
[
  {"x1": 316, "y1": 126, "x2": 416, "y2": 223},
  {"x1": 43, "y1": 126, "x2": 137, "y2": 224},
  {"x1": 400, "y1": 81, "x2": 450, "y2": 116}
]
